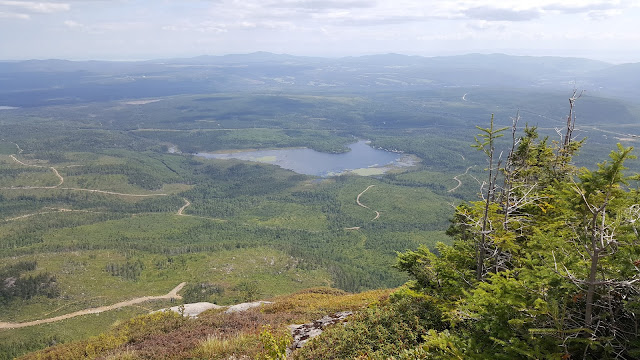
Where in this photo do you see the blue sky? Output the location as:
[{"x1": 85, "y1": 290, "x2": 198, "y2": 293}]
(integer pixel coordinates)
[{"x1": 1, "y1": 0, "x2": 639, "y2": 62}]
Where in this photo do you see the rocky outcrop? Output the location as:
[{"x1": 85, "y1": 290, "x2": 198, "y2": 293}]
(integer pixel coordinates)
[
  {"x1": 157, "y1": 300, "x2": 273, "y2": 318},
  {"x1": 288, "y1": 311, "x2": 353, "y2": 350},
  {"x1": 157, "y1": 302, "x2": 223, "y2": 318},
  {"x1": 224, "y1": 301, "x2": 273, "y2": 314},
  {"x1": 159, "y1": 303, "x2": 353, "y2": 353}
]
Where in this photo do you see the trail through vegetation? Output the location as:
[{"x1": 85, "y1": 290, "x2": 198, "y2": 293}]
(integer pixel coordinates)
[
  {"x1": 356, "y1": 185, "x2": 380, "y2": 221},
  {"x1": 2, "y1": 146, "x2": 169, "y2": 198},
  {"x1": 0, "y1": 282, "x2": 186, "y2": 329},
  {"x1": 9, "y1": 155, "x2": 63, "y2": 188},
  {"x1": 50, "y1": 187, "x2": 168, "y2": 197},
  {"x1": 177, "y1": 198, "x2": 191, "y2": 215},
  {"x1": 3, "y1": 208, "x2": 105, "y2": 222},
  {"x1": 447, "y1": 165, "x2": 475, "y2": 193}
]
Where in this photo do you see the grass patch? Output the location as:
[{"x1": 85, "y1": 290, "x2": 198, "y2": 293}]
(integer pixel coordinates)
[{"x1": 192, "y1": 333, "x2": 260, "y2": 359}]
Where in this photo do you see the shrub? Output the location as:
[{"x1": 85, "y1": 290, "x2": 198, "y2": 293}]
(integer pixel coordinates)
[
  {"x1": 258, "y1": 326, "x2": 291, "y2": 360},
  {"x1": 294, "y1": 292, "x2": 444, "y2": 359}
]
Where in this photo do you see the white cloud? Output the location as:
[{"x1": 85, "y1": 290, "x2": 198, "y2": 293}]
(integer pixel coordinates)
[
  {"x1": 187, "y1": 0, "x2": 633, "y2": 28},
  {"x1": 0, "y1": 10, "x2": 29, "y2": 19},
  {"x1": 2, "y1": 0, "x2": 640, "y2": 61},
  {"x1": 0, "y1": 1, "x2": 69, "y2": 13},
  {"x1": 267, "y1": 0, "x2": 375, "y2": 10},
  {"x1": 465, "y1": 20, "x2": 506, "y2": 32},
  {"x1": 463, "y1": 6, "x2": 541, "y2": 21},
  {"x1": 162, "y1": 21, "x2": 228, "y2": 33},
  {"x1": 587, "y1": 9, "x2": 623, "y2": 20},
  {"x1": 63, "y1": 19, "x2": 83, "y2": 28},
  {"x1": 64, "y1": 19, "x2": 147, "y2": 33}
]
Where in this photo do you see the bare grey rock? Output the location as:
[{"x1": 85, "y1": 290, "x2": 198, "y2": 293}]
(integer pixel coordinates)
[
  {"x1": 156, "y1": 300, "x2": 274, "y2": 318},
  {"x1": 289, "y1": 311, "x2": 353, "y2": 350},
  {"x1": 224, "y1": 301, "x2": 273, "y2": 314},
  {"x1": 158, "y1": 302, "x2": 223, "y2": 318}
]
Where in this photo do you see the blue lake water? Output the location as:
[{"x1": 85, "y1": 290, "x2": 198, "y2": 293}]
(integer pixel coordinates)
[{"x1": 195, "y1": 140, "x2": 412, "y2": 177}]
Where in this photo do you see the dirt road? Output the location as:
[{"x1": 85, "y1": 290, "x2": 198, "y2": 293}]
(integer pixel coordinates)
[
  {"x1": 3, "y1": 150, "x2": 168, "y2": 197},
  {"x1": 0, "y1": 282, "x2": 186, "y2": 329},
  {"x1": 356, "y1": 185, "x2": 380, "y2": 221},
  {"x1": 4, "y1": 208, "x2": 104, "y2": 222},
  {"x1": 9, "y1": 155, "x2": 63, "y2": 188},
  {"x1": 448, "y1": 166, "x2": 475, "y2": 193},
  {"x1": 177, "y1": 198, "x2": 191, "y2": 215}
]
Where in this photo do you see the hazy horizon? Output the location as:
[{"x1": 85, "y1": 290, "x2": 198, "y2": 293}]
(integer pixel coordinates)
[
  {"x1": 2, "y1": 49, "x2": 639, "y2": 65},
  {"x1": 1, "y1": 1, "x2": 639, "y2": 63}
]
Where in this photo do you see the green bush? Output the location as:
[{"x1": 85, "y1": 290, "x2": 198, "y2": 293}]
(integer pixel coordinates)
[
  {"x1": 258, "y1": 326, "x2": 291, "y2": 360},
  {"x1": 294, "y1": 291, "x2": 444, "y2": 359}
]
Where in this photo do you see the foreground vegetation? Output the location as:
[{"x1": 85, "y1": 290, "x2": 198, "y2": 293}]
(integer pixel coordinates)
[
  {"x1": 390, "y1": 116, "x2": 640, "y2": 358},
  {"x1": 15, "y1": 287, "x2": 393, "y2": 360}
]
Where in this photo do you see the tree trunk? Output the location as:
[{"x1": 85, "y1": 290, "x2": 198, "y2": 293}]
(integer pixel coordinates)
[
  {"x1": 584, "y1": 247, "x2": 599, "y2": 328},
  {"x1": 584, "y1": 210, "x2": 603, "y2": 329}
]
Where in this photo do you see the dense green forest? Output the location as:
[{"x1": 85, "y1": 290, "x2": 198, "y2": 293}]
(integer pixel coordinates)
[{"x1": 12, "y1": 102, "x2": 640, "y2": 360}]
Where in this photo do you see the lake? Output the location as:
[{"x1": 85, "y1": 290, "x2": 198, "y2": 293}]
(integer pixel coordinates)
[{"x1": 195, "y1": 140, "x2": 416, "y2": 177}]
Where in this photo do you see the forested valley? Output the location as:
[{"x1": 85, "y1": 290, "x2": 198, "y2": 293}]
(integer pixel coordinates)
[{"x1": 1, "y1": 53, "x2": 640, "y2": 359}]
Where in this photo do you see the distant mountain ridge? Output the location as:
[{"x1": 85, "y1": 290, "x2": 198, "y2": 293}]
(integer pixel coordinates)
[{"x1": 0, "y1": 52, "x2": 637, "y2": 107}]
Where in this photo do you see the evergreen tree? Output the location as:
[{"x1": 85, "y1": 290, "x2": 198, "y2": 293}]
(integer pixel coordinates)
[{"x1": 397, "y1": 103, "x2": 640, "y2": 358}]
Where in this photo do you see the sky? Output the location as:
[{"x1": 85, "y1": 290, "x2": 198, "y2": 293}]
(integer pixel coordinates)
[{"x1": 1, "y1": 0, "x2": 640, "y2": 62}]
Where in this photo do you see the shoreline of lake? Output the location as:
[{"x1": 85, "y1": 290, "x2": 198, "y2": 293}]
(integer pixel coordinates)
[{"x1": 193, "y1": 140, "x2": 418, "y2": 177}]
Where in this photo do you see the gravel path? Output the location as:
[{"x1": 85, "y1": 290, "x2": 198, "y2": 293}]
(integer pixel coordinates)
[
  {"x1": 177, "y1": 198, "x2": 191, "y2": 215},
  {"x1": 0, "y1": 282, "x2": 186, "y2": 329},
  {"x1": 356, "y1": 185, "x2": 380, "y2": 221},
  {"x1": 448, "y1": 166, "x2": 475, "y2": 193}
]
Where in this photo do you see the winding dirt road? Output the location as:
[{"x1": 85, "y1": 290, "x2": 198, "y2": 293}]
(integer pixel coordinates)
[
  {"x1": 177, "y1": 198, "x2": 191, "y2": 215},
  {"x1": 9, "y1": 155, "x2": 63, "y2": 188},
  {"x1": 448, "y1": 166, "x2": 475, "y2": 193},
  {"x1": 356, "y1": 185, "x2": 380, "y2": 221},
  {"x1": 0, "y1": 282, "x2": 186, "y2": 330},
  {"x1": 2, "y1": 151, "x2": 168, "y2": 198}
]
